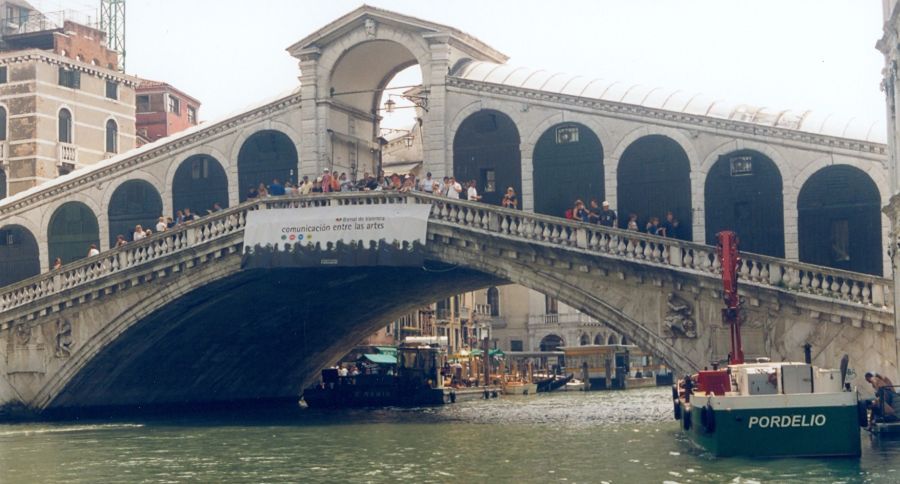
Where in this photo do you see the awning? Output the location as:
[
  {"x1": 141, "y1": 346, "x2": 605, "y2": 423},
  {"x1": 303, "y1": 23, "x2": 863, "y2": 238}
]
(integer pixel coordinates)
[
  {"x1": 489, "y1": 349, "x2": 505, "y2": 357},
  {"x1": 362, "y1": 354, "x2": 397, "y2": 365},
  {"x1": 375, "y1": 346, "x2": 397, "y2": 356},
  {"x1": 383, "y1": 161, "x2": 422, "y2": 175}
]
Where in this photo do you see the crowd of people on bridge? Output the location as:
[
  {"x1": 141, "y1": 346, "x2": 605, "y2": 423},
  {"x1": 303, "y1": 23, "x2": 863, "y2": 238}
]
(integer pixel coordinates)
[
  {"x1": 243, "y1": 168, "x2": 491, "y2": 203},
  {"x1": 565, "y1": 198, "x2": 686, "y2": 240}
]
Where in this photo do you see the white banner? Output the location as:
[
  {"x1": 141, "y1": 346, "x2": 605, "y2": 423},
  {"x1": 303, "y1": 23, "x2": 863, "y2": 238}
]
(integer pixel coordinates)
[{"x1": 242, "y1": 204, "x2": 431, "y2": 268}]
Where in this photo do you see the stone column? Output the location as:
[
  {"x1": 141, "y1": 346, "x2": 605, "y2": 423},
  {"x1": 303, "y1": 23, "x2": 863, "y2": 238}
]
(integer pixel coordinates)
[
  {"x1": 297, "y1": 49, "x2": 323, "y2": 177},
  {"x1": 422, "y1": 35, "x2": 451, "y2": 179},
  {"x1": 878, "y1": 4, "x2": 900, "y2": 382}
]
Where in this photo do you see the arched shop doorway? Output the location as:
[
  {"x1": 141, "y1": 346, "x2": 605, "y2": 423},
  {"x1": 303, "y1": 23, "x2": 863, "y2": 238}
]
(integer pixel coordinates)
[
  {"x1": 237, "y1": 130, "x2": 299, "y2": 201},
  {"x1": 172, "y1": 155, "x2": 229, "y2": 217},
  {"x1": 617, "y1": 135, "x2": 692, "y2": 239},
  {"x1": 48, "y1": 202, "x2": 100, "y2": 264},
  {"x1": 108, "y1": 180, "x2": 163, "y2": 245},
  {"x1": 704, "y1": 150, "x2": 784, "y2": 257},
  {"x1": 533, "y1": 122, "x2": 604, "y2": 218},
  {"x1": 798, "y1": 165, "x2": 882, "y2": 275},
  {"x1": 0, "y1": 224, "x2": 40, "y2": 285},
  {"x1": 453, "y1": 109, "x2": 521, "y2": 206}
]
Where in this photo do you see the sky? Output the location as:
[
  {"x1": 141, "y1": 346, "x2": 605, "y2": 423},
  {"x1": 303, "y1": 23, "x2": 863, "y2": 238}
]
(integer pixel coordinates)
[{"x1": 32, "y1": 0, "x2": 888, "y2": 125}]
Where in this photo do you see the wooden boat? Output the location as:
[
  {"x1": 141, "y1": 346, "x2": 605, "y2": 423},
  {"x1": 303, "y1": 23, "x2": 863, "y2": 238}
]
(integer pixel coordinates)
[{"x1": 503, "y1": 381, "x2": 538, "y2": 395}]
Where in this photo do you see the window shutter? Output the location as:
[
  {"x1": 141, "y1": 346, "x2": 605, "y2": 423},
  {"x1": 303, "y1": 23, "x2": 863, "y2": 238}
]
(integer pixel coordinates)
[{"x1": 72, "y1": 71, "x2": 80, "y2": 89}]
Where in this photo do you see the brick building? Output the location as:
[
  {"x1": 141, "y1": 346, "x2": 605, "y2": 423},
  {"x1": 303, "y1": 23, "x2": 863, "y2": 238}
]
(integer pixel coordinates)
[
  {"x1": 135, "y1": 79, "x2": 200, "y2": 146},
  {"x1": 0, "y1": 3, "x2": 136, "y2": 198}
]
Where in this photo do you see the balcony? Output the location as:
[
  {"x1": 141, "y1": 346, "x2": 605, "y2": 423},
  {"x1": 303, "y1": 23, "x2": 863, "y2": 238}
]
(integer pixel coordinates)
[
  {"x1": 528, "y1": 312, "x2": 601, "y2": 327},
  {"x1": 58, "y1": 142, "x2": 78, "y2": 170}
]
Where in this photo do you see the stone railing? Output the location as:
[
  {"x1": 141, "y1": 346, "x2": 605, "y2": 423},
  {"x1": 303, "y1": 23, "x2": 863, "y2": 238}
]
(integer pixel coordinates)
[
  {"x1": 408, "y1": 192, "x2": 892, "y2": 309},
  {"x1": 57, "y1": 142, "x2": 78, "y2": 167},
  {"x1": 528, "y1": 312, "x2": 600, "y2": 326},
  {"x1": 0, "y1": 204, "x2": 250, "y2": 315},
  {"x1": 0, "y1": 191, "x2": 893, "y2": 317}
]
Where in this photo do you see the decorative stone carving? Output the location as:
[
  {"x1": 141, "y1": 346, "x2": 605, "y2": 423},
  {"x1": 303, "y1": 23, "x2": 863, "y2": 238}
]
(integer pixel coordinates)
[
  {"x1": 56, "y1": 319, "x2": 73, "y2": 358},
  {"x1": 664, "y1": 292, "x2": 697, "y2": 338},
  {"x1": 14, "y1": 324, "x2": 31, "y2": 346},
  {"x1": 364, "y1": 18, "x2": 377, "y2": 39}
]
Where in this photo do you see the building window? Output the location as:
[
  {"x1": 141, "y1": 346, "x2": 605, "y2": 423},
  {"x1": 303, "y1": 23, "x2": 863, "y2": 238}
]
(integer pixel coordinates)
[
  {"x1": 730, "y1": 155, "x2": 753, "y2": 176},
  {"x1": 105, "y1": 80, "x2": 118, "y2": 100},
  {"x1": 58, "y1": 108, "x2": 72, "y2": 143},
  {"x1": 487, "y1": 287, "x2": 500, "y2": 317},
  {"x1": 168, "y1": 95, "x2": 180, "y2": 114},
  {"x1": 830, "y1": 219, "x2": 850, "y2": 263},
  {"x1": 191, "y1": 157, "x2": 209, "y2": 180},
  {"x1": 482, "y1": 168, "x2": 496, "y2": 193},
  {"x1": 545, "y1": 295, "x2": 558, "y2": 315},
  {"x1": 58, "y1": 67, "x2": 80, "y2": 89},
  {"x1": 187, "y1": 106, "x2": 197, "y2": 124},
  {"x1": 136, "y1": 95, "x2": 150, "y2": 113},
  {"x1": 0, "y1": 66, "x2": 7, "y2": 84},
  {"x1": 105, "y1": 119, "x2": 118, "y2": 153},
  {"x1": 0, "y1": 106, "x2": 6, "y2": 141},
  {"x1": 510, "y1": 340, "x2": 523, "y2": 352},
  {"x1": 556, "y1": 125, "x2": 580, "y2": 144}
]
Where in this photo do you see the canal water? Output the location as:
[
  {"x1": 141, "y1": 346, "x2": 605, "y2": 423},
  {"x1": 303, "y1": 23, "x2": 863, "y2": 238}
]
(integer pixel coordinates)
[{"x1": 0, "y1": 387, "x2": 897, "y2": 483}]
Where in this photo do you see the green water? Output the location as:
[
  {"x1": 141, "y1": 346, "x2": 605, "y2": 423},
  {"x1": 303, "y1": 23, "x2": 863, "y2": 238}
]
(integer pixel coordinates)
[{"x1": 0, "y1": 388, "x2": 897, "y2": 483}]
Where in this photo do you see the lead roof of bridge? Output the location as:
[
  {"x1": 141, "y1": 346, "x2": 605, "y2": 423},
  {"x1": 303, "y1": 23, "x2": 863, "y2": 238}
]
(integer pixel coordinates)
[{"x1": 455, "y1": 61, "x2": 886, "y2": 144}]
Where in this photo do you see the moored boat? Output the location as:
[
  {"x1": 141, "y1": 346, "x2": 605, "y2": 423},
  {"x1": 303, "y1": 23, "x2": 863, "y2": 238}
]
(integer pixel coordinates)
[
  {"x1": 503, "y1": 381, "x2": 538, "y2": 395},
  {"x1": 672, "y1": 231, "x2": 863, "y2": 458}
]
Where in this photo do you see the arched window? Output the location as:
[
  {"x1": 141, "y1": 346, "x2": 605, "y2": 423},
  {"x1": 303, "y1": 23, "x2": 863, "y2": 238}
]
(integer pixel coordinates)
[
  {"x1": 0, "y1": 105, "x2": 7, "y2": 141},
  {"x1": 106, "y1": 119, "x2": 118, "y2": 153},
  {"x1": 579, "y1": 334, "x2": 590, "y2": 346},
  {"x1": 487, "y1": 287, "x2": 500, "y2": 317},
  {"x1": 607, "y1": 335, "x2": 618, "y2": 345},
  {"x1": 58, "y1": 108, "x2": 73, "y2": 143}
]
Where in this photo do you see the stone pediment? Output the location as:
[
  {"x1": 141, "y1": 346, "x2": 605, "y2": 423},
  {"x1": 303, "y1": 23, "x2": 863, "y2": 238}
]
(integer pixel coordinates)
[{"x1": 286, "y1": 4, "x2": 507, "y2": 64}]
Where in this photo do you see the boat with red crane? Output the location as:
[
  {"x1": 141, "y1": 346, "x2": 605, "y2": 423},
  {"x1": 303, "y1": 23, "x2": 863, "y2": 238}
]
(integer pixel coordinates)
[{"x1": 672, "y1": 231, "x2": 863, "y2": 457}]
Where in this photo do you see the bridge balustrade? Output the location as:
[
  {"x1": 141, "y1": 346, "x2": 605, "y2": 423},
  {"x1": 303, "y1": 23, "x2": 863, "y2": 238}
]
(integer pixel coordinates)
[{"x1": 0, "y1": 192, "x2": 892, "y2": 317}]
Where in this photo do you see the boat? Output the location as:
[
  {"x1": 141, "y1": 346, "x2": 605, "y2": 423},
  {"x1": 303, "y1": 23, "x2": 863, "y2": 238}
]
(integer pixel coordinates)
[
  {"x1": 672, "y1": 231, "x2": 863, "y2": 458},
  {"x1": 561, "y1": 379, "x2": 586, "y2": 392},
  {"x1": 536, "y1": 374, "x2": 573, "y2": 392},
  {"x1": 503, "y1": 381, "x2": 538, "y2": 395}
]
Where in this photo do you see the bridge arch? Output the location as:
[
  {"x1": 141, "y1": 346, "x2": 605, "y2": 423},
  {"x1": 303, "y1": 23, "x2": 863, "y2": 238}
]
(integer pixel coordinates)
[
  {"x1": 531, "y1": 122, "x2": 604, "y2": 218},
  {"x1": 171, "y1": 154, "x2": 230, "y2": 218},
  {"x1": 452, "y1": 109, "x2": 522, "y2": 206},
  {"x1": 237, "y1": 130, "x2": 300, "y2": 201},
  {"x1": 0, "y1": 223, "x2": 40, "y2": 286},
  {"x1": 615, "y1": 134, "x2": 692, "y2": 238},
  {"x1": 106, "y1": 180, "x2": 164, "y2": 245},
  {"x1": 47, "y1": 201, "x2": 100, "y2": 264},
  {"x1": 798, "y1": 165, "x2": 882, "y2": 275},
  {"x1": 703, "y1": 149, "x2": 784, "y2": 257}
]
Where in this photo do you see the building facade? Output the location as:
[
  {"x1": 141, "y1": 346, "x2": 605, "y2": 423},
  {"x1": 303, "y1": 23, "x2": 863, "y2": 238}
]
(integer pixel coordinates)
[
  {"x1": 135, "y1": 79, "x2": 200, "y2": 146},
  {"x1": 0, "y1": 11, "x2": 136, "y2": 198}
]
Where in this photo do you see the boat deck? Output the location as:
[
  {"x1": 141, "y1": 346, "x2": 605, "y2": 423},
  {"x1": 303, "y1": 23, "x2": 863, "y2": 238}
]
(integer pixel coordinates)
[{"x1": 868, "y1": 421, "x2": 900, "y2": 436}]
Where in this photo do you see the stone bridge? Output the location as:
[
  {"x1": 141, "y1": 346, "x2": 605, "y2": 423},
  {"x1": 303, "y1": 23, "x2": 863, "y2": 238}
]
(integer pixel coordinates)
[{"x1": 0, "y1": 193, "x2": 894, "y2": 416}]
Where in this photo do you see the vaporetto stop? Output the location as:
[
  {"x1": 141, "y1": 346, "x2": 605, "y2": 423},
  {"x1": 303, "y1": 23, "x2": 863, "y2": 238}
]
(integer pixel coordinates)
[{"x1": 747, "y1": 414, "x2": 827, "y2": 429}]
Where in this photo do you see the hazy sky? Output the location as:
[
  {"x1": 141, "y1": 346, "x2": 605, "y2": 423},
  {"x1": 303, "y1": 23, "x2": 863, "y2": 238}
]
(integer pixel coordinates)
[{"x1": 33, "y1": 0, "x2": 887, "y2": 124}]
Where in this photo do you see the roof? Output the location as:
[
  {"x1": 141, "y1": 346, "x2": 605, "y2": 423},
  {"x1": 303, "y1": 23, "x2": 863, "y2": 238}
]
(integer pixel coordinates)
[
  {"x1": 455, "y1": 61, "x2": 886, "y2": 144},
  {"x1": 362, "y1": 353, "x2": 397, "y2": 365},
  {"x1": 135, "y1": 77, "x2": 202, "y2": 106},
  {"x1": 287, "y1": 5, "x2": 507, "y2": 64}
]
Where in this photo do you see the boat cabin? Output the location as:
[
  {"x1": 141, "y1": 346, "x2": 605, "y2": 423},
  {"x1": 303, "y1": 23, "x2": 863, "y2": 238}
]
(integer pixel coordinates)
[{"x1": 694, "y1": 361, "x2": 844, "y2": 396}]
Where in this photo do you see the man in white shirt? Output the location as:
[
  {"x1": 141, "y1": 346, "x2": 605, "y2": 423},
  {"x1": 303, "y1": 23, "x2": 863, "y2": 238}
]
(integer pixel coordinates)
[
  {"x1": 467, "y1": 180, "x2": 481, "y2": 202},
  {"x1": 420, "y1": 172, "x2": 434, "y2": 193},
  {"x1": 446, "y1": 177, "x2": 462, "y2": 199},
  {"x1": 155, "y1": 217, "x2": 167, "y2": 233}
]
